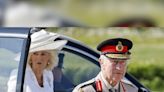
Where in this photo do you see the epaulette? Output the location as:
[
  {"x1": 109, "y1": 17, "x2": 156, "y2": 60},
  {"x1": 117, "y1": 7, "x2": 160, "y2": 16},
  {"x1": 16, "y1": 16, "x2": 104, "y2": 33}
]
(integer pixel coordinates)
[
  {"x1": 80, "y1": 79, "x2": 102, "y2": 92},
  {"x1": 80, "y1": 79, "x2": 95, "y2": 88},
  {"x1": 78, "y1": 88, "x2": 84, "y2": 92},
  {"x1": 74, "y1": 79, "x2": 96, "y2": 92}
]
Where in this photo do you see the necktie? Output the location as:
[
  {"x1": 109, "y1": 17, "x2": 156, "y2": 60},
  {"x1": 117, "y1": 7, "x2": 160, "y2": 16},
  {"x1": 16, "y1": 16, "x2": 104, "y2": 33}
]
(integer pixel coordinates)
[{"x1": 109, "y1": 89, "x2": 117, "y2": 92}]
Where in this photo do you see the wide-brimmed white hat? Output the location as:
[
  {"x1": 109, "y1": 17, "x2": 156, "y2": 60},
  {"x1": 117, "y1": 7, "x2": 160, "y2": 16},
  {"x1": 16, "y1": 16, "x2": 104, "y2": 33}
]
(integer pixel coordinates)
[{"x1": 29, "y1": 30, "x2": 67, "y2": 53}]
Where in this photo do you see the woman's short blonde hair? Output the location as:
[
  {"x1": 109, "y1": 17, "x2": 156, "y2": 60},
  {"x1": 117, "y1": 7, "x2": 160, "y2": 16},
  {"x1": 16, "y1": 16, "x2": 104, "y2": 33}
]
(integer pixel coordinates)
[{"x1": 27, "y1": 50, "x2": 59, "y2": 70}]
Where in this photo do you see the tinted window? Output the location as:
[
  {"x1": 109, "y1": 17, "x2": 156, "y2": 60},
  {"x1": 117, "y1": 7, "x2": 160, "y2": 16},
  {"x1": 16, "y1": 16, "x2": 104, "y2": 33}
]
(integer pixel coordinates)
[
  {"x1": 0, "y1": 38, "x2": 23, "y2": 92},
  {"x1": 54, "y1": 51, "x2": 100, "y2": 91}
]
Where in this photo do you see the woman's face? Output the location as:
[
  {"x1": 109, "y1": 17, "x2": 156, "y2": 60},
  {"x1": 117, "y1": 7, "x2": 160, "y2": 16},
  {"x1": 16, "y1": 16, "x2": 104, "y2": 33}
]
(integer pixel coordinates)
[{"x1": 30, "y1": 51, "x2": 51, "y2": 71}]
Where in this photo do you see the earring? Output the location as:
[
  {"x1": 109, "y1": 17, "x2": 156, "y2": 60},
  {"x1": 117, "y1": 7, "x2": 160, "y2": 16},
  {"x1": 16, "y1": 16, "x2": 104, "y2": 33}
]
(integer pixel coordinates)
[{"x1": 47, "y1": 62, "x2": 50, "y2": 65}]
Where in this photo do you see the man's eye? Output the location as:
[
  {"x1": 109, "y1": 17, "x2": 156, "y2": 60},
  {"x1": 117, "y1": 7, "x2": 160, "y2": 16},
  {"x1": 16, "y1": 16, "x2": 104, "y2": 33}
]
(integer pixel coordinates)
[
  {"x1": 115, "y1": 61, "x2": 119, "y2": 64},
  {"x1": 41, "y1": 53, "x2": 45, "y2": 55}
]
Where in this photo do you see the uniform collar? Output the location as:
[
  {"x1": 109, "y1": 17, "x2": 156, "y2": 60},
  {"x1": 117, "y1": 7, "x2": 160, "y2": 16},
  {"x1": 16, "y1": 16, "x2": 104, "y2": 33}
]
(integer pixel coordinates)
[{"x1": 100, "y1": 72, "x2": 119, "y2": 90}]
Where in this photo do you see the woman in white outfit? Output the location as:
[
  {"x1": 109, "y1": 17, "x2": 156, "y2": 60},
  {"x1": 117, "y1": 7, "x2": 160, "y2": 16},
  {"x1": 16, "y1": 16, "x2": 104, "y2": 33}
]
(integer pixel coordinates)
[{"x1": 7, "y1": 30, "x2": 67, "y2": 92}]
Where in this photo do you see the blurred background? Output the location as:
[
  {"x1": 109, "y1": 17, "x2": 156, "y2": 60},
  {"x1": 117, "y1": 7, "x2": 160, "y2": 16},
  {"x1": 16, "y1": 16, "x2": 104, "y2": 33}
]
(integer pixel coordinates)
[
  {"x1": 0, "y1": 0, "x2": 164, "y2": 27},
  {"x1": 49, "y1": 27, "x2": 164, "y2": 91},
  {"x1": 0, "y1": 0, "x2": 164, "y2": 91}
]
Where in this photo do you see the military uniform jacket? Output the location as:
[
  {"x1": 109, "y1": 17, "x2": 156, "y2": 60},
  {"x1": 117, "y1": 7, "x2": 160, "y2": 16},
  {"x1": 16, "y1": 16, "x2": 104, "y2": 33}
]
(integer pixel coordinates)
[{"x1": 73, "y1": 72, "x2": 138, "y2": 92}]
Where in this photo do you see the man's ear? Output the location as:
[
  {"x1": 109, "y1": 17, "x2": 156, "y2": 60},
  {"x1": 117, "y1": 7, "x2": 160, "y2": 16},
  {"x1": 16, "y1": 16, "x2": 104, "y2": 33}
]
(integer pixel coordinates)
[
  {"x1": 99, "y1": 56, "x2": 106, "y2": 71},
  {"x1": 99, "y1": 58, "x2": 104, "y2": 66}
]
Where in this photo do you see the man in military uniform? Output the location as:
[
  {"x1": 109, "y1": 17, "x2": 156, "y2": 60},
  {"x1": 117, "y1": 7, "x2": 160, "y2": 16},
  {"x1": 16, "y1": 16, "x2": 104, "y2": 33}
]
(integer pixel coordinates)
[{"x1": 73, "y1": 38, "x2": 138, "y2": 92}]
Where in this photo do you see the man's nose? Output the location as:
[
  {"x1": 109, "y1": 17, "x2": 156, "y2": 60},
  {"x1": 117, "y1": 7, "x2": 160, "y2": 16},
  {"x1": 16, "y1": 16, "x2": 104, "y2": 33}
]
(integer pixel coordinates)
[{"x1": 115, "y1": 63, "x2": 122, "y2": 70}]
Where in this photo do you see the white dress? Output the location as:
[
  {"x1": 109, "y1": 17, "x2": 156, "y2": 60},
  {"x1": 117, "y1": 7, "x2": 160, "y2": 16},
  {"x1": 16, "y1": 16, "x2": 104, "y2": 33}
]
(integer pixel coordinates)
[{"x1": 7, "y1": 65, "x2": 54, "y2": 92}]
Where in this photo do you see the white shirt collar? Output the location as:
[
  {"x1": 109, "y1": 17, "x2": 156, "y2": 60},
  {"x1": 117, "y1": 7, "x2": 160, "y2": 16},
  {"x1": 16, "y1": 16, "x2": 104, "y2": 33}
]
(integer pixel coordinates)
[{"x1": 100, "y1": 72, "x2": 119, "y2": 89}]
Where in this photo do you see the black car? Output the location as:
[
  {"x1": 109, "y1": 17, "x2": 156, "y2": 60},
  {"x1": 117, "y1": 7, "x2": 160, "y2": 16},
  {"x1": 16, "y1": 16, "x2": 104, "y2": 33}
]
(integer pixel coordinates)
[{"x1": 0, "y1": 28, "x2": 150, "y2": 92}]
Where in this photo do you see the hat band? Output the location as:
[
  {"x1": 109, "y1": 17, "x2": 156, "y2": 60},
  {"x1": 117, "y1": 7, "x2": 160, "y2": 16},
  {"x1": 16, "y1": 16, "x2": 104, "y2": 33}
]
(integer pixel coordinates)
[
  {"x1": 101, "y1": 46, "x2": 128, "y2": 53},
  {"x1": 105, "y1": 53, "x2": 130, "y2": 60}
]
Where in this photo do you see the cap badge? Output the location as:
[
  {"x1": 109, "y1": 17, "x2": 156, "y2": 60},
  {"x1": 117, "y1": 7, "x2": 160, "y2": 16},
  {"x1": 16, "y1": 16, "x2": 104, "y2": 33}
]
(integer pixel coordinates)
[{"x1": 116, "y1": 41, "x2": 123, "y2": 51}]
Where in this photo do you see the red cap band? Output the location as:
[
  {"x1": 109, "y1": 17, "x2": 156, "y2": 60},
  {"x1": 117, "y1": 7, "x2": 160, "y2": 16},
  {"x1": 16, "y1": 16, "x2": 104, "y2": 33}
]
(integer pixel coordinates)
[{"x1": 101, "y1": 45, "x2": 128, "y2": 53}]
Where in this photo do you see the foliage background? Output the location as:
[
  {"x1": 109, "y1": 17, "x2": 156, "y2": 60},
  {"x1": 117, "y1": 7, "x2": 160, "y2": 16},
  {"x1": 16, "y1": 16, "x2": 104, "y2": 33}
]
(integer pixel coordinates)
[
  {"x1": 31, "y1": 0, "x2": 164, "y2": 27},
  {"x1": 49, "y1": 28, "x2": 164, "y2": 91}
]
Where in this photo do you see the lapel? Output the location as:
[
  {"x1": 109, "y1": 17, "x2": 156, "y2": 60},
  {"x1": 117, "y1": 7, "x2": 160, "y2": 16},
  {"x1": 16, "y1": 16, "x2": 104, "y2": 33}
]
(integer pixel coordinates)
[
  {"x1": 95, "y1": 73, "x2": 109, "y2": 92},
  {"x1": 95, "y1": 72, "x2": 128, "y2": 92}
]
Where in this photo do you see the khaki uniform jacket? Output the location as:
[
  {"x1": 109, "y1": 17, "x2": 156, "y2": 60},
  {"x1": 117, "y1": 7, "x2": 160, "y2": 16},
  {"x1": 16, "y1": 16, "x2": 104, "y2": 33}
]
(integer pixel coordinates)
[{"x1": 73, "y1": 72, "x2": 138, "y2": 92}]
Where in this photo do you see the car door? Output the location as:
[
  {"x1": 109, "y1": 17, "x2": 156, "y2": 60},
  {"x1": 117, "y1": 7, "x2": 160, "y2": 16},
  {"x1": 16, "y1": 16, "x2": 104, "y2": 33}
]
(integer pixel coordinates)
[
  {"x1": 54, "y1": 35, "x2": 150, "y2": 92},
  {"x1": 0, "y1": 28, "x2": 31, "y2": 92}
]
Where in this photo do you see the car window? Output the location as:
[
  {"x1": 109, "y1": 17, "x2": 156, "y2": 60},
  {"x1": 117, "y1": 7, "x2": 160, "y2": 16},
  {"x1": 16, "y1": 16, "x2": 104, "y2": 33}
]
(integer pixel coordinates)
[
  {"x1": 0, "y1": 37, "x2": 23, "y2": 92},
  {"x1": 54, "y1": 51, "x2": 100, "y2": 91}
]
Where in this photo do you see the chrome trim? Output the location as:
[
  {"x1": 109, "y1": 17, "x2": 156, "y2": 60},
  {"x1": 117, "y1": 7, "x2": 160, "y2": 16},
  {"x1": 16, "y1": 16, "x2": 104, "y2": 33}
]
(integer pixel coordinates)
[{"x1": 0, "y1": 33, "x2": 28, "y2": 38}]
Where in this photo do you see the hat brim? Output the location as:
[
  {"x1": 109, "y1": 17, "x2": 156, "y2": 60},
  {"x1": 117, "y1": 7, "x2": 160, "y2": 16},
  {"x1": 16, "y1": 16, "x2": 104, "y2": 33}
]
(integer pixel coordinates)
[
  {"x1": 29, "y1": 40, "x2": 67, "y2": 53},
  {"x1": 105, "y1": 53, "x2": 130, "y2": 60}
]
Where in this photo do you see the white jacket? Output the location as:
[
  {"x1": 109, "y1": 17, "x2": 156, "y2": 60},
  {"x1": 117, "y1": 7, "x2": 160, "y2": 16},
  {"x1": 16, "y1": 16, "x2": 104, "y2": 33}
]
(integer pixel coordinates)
[{"x1": 7, "y1": 65, "x2": 54, "y2": 92}]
